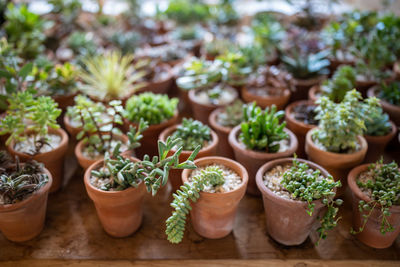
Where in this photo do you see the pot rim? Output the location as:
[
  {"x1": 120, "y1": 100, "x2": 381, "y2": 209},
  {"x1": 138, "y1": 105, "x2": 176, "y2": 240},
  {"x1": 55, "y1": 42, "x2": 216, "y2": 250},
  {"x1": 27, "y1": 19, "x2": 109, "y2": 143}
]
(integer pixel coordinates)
[
  {"x1": 285, "y1": 100, "x2": 318, "y2": 131},
  {"x1": 137, "y1": 62, "x2": 174, "y2": 91},
  {"x1": 208, "y1": 107, "x2": 233, "y2": 135},
  {"x1": 293, "y1": 75, "x2": 326, "y2": 87},
  {"x1": 84, "y1": 157, "x2": 143, "y2": 196},
  {"x1": 158, "y1": 124, "x2": 219, "y2": 154},
  {"x1": 364, "y1": 120, "x2": 397, "y2": 141},
  {"x1": 367, "y1": 86, "x2": 400, "y2": 111},
  {"x1": 255, "y1": 157, "x2": 329, "y2": 207},
  {"x1": 347, "y1": 163, "x2": 400, "y2": 212},
  {"x1": 305, "y1": 128, "x2": 368, "y2": 158},
  {"x1": 228, "y1": 125, "x2": 298, "y2": 158},
  {"x1": 124, "y1": 111, "x2": 178, "y2": 132},
  {"x1": 181, "y1": 156, "x2": 248, "y2": 198},
  {"x1": 7, "y1": 128, "x2": 69, "y2": 160},
  {"x1": 188, "y1": 85, "x2": 238, "y2": 109},
  {"x1": 241, "y1": 86, "x2": 291, "y2": 100},
  {"x1": 0, "y1": 165, "x2": 53, "y2": 211}
]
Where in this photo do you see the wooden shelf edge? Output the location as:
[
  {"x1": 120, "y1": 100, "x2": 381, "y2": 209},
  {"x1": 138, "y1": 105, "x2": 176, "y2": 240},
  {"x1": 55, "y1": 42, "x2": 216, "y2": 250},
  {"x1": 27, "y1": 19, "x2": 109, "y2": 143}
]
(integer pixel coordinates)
[{"x1": 0, "y1": 259, "x2": 398, "y2": 267}]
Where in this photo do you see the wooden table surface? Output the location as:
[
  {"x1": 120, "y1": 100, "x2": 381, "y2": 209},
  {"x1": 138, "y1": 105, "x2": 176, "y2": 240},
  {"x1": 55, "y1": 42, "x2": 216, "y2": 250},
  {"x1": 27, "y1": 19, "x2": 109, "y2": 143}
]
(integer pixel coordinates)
[{"x1": 0, "y1": 139, "x2": 399, "y2": 267}]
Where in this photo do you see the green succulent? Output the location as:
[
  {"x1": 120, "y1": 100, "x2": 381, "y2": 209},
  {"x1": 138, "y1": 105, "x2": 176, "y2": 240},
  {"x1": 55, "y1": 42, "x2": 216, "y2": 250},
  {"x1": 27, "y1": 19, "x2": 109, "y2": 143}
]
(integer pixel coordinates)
[
  {"x1": 363, "y1": 106, "x2": 392, "y2": 136},
  {"x1": 162, "y1": 0, "x2": 210, "y2": 25},
  {"x1": 44, "y1": 62, "x2": 78, "y2": 96},
  {"x1": 379, "y1": 81, "x2": 400, "y2": 106},
  {"x1": 216, "y1": 99, "x2": 244, "y2": 128},
  {"x1": 281, "y1": 50, "x2": 330, "y2": 80},
  {"x1": 321, "y1": 66, "x2": 356, "y2": 103},
  {"x1": 239, "y1": 103, "x2": 288, "y2": 152},
  {"x1": 49, "y1": 0, "x2": 82, "y2": 25},
  {"x1": 171, "y1": 118, "x2": 212, "y2": 151},
  {"x1": 124, "y1": 93, "x2": 178, "y2": 125},
  {"x1": 67, "y1": 31, "x2": 97, "y2": 58}
]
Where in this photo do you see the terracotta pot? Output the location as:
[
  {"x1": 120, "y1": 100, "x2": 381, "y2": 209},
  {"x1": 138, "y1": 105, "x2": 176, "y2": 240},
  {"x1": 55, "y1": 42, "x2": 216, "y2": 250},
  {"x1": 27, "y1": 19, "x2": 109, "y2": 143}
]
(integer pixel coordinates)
[
  {"x1": 305, "y1": 128, "x2": 367, "y2": 196},
  {"x1": 394, "y1": 61, "x2": 400, "y2": 79},
  {"x1": 63, "y1": 115, "x2": 81, "y2": 140},
  {"x1": 52, "y1": 92, "x2": 77, "y2": 111},
  {"x1": 290, "y1": 75, "x2": 325, "y2": 102},
  {"x1": 208, "y1": 108, "x2": 234, "y2": 158},
  {"x1": 348, "y1": 164, "x2": 400, "y2": 248},
  {"x1": 308, "y1": 85, "x2": 320, "y2": 103},
  {"x1": 181, "y1": 156, "x2": 248, "y2": 239},
  {"x1": 188, "y1": 88, "x2": 237, "y2": 125},
  {"x1": 159, "y1": 124, "x2": 218, "y2": 192},
  {"x1": 364, "y1": 121, "x2": 397, "y2": 163},
  {"x1": 368, "y1": 87, "x2": 400, "y2": 126},
  {"x1": 123, "y1": 112, "x2": 178, "y2": 158},
  {"x1": 285, "y1": 100, "x2": 317, "y2": 158},
  {"x1": 356, "y1": 79, "x2": 377, "y2": 97},
  {"x1": 256, "y1": 158, "x2": 328, "y2": 245},
  {"x1": 0, "y1": 167, "x2": 52, "y2": 242},
  {"x1": 75, "y1": 134, "x2": 129, "y2": 170},
  {"x1": 228, "y1": 126, "x2": 298, "y2": 196},
  {"x1": 84, "y1": 158, "x2": 146, "y2": 237},
  {"x1": 137, "y1": 64, "x2": 173, "y2": 95},
  {"x1": 7, "y1": 128, "x2": 68, "y2": 193},
  {"x1": 241, "y1": 87, "x2": 291, "y2": 110}
]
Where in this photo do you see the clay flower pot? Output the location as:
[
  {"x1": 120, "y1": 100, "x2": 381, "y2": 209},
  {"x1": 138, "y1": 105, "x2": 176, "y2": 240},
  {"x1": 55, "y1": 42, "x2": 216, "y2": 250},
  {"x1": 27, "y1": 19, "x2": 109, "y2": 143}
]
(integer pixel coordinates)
[
  {"x1": 256, "y1": 158, "x2": 329, "y2": 245},
  {"x1": 0, "y1": 167, "x2": 52, "y2": 242},
  {"x1": 394, "y1": 61, "x2": 400, "y2": 79},
  {"x1": 308, "y1": 85, "x2": 320, "y2": 103},
  {"x1": 84, "y1": 158, "x2": 146, "y2": 237},
  {"x1": 208, "y1": 108, "x2": 235, "y2": 158},
  {"x1": 7, "y1": 128, "x2": 69, "y2": 193},
  {"x1": 305, "y1": 128, "x2": 367, "y2": 196},
  {"x1": 137, "y1": 63, "x2": 174, "y2": 95},
  {"x1": 290, "y1": 75, "x2": 325, "y2": 102},
  {"x1": 241, "y1": 87, "x2": 291, "y2": 110},
  {"x1": 368, "y1": 87, "x2": 400, "y2": 126},
  {"x1": 63, "y1": 115, "x2": 81, "y2": 140},
  {"x1": 285, "y1": 100, "x2": 317, "y2": 158},
  {"x1": 123, "y1": 113, "x2": 178, "y2": 158},
  {"x1": 159, "y1": 124, "x2": 218, "y2": 192},
  {"x1": 364, "y1": 121, "x2": 397, "y2": 163},
  {"x1": 188, "y1": 88, "x2": 238, "y2": 125},
  {"x1": 181, "y1": 156, "x2": 248, "y2": 239},
  {"x1": 52, "y1": 92, "x2": 77, "y2": 111},
  {"x1": 75, "y1": 134, "x2": 129, "y2": 170},
  {"x1": 348, "y1": 164, "x2": 400, "y2": 248},
  {"x1": 228, "y1": 126, "x2": 298, "y2": 196}
]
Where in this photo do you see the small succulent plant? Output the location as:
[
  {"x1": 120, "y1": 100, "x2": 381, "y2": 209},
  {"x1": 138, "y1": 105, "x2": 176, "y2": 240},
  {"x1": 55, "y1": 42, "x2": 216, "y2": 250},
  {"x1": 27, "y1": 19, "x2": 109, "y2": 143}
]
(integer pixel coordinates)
[
  {"x1": 281, "y1": 50, "x2": 330, "y2": 80},
  {"x1": 124, "y1": 93, "x2": 178, "y2": 125},
  {"x1": 67, "y1": 31, "x2": 97, "y2": 58},
  {"x1": 313, "y1": 90, "x2": 380, "y2": 153},
  {"x1": 0, "y1": 153, "x2": 49, "y2": 205},
  {"x1": 217, "y1": 100, "x2": 244, "y2": 128},
  {"x1": 321, "y1": 66, "x2": 356, "y2": 103},
  {"x1": 0, "y1": 92, "x2": 61, "y2": 155},
  {"x1": 44, "y1": 62, "x2": 78, "y2": 96},
  {"x1": 363, "y1": 106, "x2": 392, "y2": 137},
  {"x1": 352, "y1": 159, "x2": 400, "y2": 235},
  {"x1": 166, "y1": 166, "x2": 224, "y2": 244},
  {"x1": 171, "y1": 118, "x2": 212, "y2": 151},
  {"x1": 91, "y1": 137, "x2": 200, "y2": 195},
  {"x1": 240, "y1": 103, "x2": 288, "y2": 152},
  {"x1": 379, "y1": 81, "x2": 400, "y2": 106},
  {"x1": 162, "y1": 0, "x2": 210, "y2": 25},
  {"x1": 280, "y1": 158, "x2": 342, "y2": 244}
]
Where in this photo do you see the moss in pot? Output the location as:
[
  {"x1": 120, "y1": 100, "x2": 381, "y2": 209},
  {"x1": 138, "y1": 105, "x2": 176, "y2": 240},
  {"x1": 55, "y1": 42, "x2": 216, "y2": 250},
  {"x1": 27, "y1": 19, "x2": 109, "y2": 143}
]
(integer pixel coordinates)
[
  {"x1": 209, "y1": 100, "x2": 244, "y2": 158},
  {"x1": 305, "y1": 90, "x2": 377, "y2": 195},
  {"x1": 74, "y1": 99, "x2": 148, "y2": 170},
  {"x1": 0, "y1": 151, "x2": 52, "y2": 242},
  {"x1": 256, "y1": 157, "x2": 342, "y2": 246},
  {"x1": 1, "y1": 92, "x2": 68, "y2": 193},
  {"x1": 242, "y1": 66, "x2": 294, "y2": 110},
  {"x1": 285, "y1": 100, "x2": 318, "y2": 158},
  {"x1": 84, "y1": 137, "x2": 199, "y2": 237},
  {"x1": 124, "y1": 92, "x2": 178, "y2": 158},
  {"x1": 348, "y1": 159, "x2": 400, "y2": 248},
  {"x1": 159, "y1": 118, "x2": 218, "y2": 192},
  {"x1": 228, "y1": 103, "x2": 298, "y2": 196},
  {"x1": 166, "y1": 156, "x2": 248, "y2": 243},
  {"x1": 189, "y1": 83, "x2": 237, "y2": 124}
]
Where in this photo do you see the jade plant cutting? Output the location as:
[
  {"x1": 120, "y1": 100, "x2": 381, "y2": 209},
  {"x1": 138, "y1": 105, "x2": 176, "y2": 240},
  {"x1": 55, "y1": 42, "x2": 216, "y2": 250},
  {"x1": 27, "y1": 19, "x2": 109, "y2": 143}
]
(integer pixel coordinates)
[
  {"x1": 166, "y1": 166, "x2": 224, "y2": 243},
  {"x1": 171, "y1": 118, "x2": 212, "y2": 151},
  {"x1": 280, "y1": 158, "x2": 342, "y2": 244},
  {"x1": 124, "y1": 93, "x2": 178, "y2": 125},
  {"x1": 320, "y1": 65, "x2": 356, "y2": 103},
  {"x1": 0, "y1": 91, "x2": 61, "y2": 155},
  {"x1": 240, "y1": 103, "x2": 288, "y2": 152},
  {"x1": 90, "y1": 137, "x2": 200, "y2": 195},
  {"x1": 351, "y1": 159, "x2": 400, "y2": 235}
]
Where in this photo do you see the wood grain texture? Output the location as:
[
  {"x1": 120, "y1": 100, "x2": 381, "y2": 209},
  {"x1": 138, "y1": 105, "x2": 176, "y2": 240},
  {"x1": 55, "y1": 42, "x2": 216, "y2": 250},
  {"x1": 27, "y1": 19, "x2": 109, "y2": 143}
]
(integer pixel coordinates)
[{"x1": 0, "y1": 136, "x2": 399, "y2": 262}]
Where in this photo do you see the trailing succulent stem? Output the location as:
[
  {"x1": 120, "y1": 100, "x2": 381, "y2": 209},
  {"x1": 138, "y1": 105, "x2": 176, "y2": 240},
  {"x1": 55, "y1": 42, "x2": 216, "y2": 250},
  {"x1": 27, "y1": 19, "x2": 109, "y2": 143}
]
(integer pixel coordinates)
[
  {"x1": 351, "y1": 159, "x2": 400, "y2": 235},
  {"x1": 281, "y1": 158, "x2": 342, "y2": 245},
  {"x1": 91, "y1": 137, "x2": 200, "y2": 195},
  {"x1": 166, "y1": 166, "x2": 225, "y2": 244}
]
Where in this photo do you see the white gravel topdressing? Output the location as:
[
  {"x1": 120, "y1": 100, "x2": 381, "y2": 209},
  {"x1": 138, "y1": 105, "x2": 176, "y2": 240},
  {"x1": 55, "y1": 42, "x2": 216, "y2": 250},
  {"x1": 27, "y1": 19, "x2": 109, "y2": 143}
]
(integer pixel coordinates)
[
  {"x1": 14, "y1": 134, "x2": 61, "y2": 155},
  {"x1": 189, "y1": 164, "x2": 242, "y2": 193}
]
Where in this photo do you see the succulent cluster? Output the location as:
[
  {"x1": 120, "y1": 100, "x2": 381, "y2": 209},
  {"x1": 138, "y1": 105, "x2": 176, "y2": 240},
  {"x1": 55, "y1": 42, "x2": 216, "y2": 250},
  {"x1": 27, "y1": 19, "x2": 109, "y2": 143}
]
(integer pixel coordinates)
[
  {"x1": 281, "y1": 50, "x2": 330, "y2": 80},
  {"x1": 247, "y1": 66, "x2": 294, "y2": 95},
  {"x1": 352, "y1": 159, "x2": 400, "y2": 235},
  {"x1": 171, "y1": 118, "x2": 212, "y2": 151},
  {"x1": 240, "y1": 103, "x2": 288, "y2": 152},
  {"x1": 321, "y1": 66, "x2": 356, "y2": 103},
  {"x1": 166, "y1": 166, "x2": 224, "y2": 244},
  {"x1": 44, "y1": 62, "x2": 78, "y2": 96},
  {"x1": 380, "y1": 81, "x2": 400, "y2": 106},
  {"x1": 124, "y1": 93, "x2": 178, "y2": 125},
  {"x1": 280, "y1": 158, "x2": 342, "y2": 243},
  {"x1": 217, "y1": 100, "x2": 244, "y2": 128}
]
